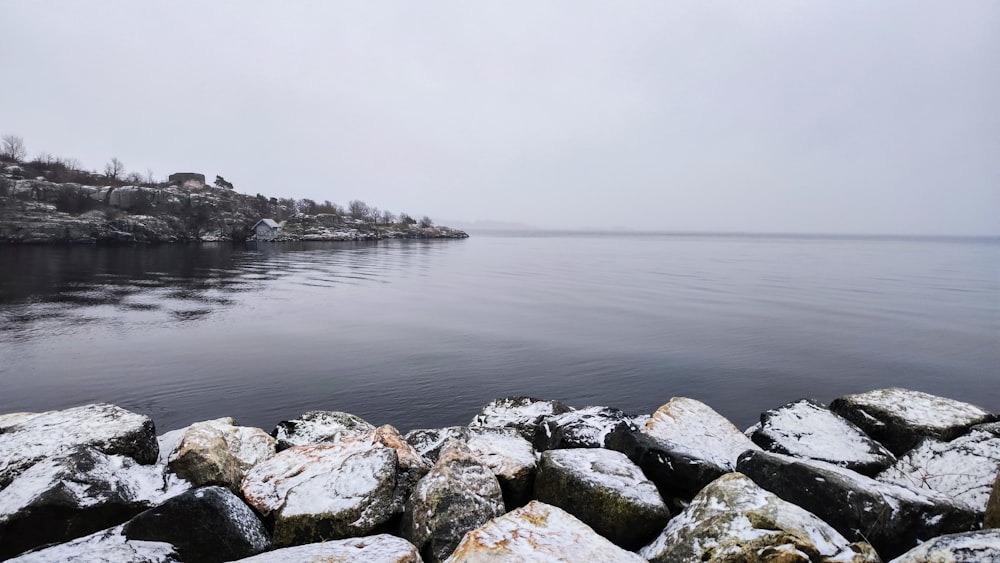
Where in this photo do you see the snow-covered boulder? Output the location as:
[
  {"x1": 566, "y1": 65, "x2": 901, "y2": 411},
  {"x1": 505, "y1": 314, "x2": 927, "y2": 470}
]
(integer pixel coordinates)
[
  {"x1": 369, "y1": 424, "x2": 432, "y2": 515},
  {"x1": 533, "y1": 448, "x2": 669, "y2": 549},
  {"x1": 230, "y1": 535, "x2": 422, "y2": 562},
  {"x1": 988, "y1": 473, "x2": 1000, "y2": 528},
  {"x1": 876, "y1": 427, "x2": 1000, "y2": 514},
  {"x1": 738, "y1": 450, "x2": 978, "y2": 559},
  {"x1": 830, "y1": 388, "x2": 995, "y2": 455},
  {"x1": 889, "y1": 529, "x2": 1000, "y2": 562},
  {"x1": 166, "y1": 417, "x2": 276, "y2": 492},
  {"x1": 0, "y1": 446, "x2": 187, "y2": 559},
  {"x1": 405, "y1": 426, "x2": 537, "y2": 509},
  {"x1": 534, "y1": 406, "x2": 633, "y2": 451},
  {"x1": 270, "y1": 410, "x2": 375, "y2": 451},
  {"x1": 402, "y1": 442, "x2": 505, "y2": 562},
  {"x1": 639, "y1": 473, "x2": 879, "y2": 563},
  {"x1": 241, "y1": 435, "x2": 398, "y2": 546},
  {"x1": 443, "y1": 500, "x2": 645, "y2": 562},
  {"x1": 0, "y1": 404, "x2": 158, "y2": 487},
  {"x1": 468, "y1": 396, "x2": 573, "y2": 442},
  {"x1": 6, "y1": 525, "x2": 180, "y2": 563},
  {"x1": 750, "y1": 399, "x2": 895, "y2": 475},
  {"x1": 123, "y1": 486, "x2": 269, "y2": 563},
  {"x1": 607, "y1": 397, "x2": 759, "y2": 498}
]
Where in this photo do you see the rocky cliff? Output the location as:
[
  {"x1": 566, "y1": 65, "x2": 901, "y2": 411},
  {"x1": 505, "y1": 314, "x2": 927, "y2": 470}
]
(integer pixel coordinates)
[{"x1": 0, "y1": 173, "x2": 467, "y2": 244}]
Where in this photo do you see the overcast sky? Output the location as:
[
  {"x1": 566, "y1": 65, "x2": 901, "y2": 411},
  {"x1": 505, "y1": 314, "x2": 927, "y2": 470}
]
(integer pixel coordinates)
[{"x1": 2, "y1": 2, "x2": 997, "y2": 234}]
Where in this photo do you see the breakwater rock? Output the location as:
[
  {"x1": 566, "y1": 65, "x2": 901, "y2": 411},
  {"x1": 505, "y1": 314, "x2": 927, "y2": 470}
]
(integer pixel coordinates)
[{"x1": 1, "y1": 388, "x2": 998, "y2": 562}]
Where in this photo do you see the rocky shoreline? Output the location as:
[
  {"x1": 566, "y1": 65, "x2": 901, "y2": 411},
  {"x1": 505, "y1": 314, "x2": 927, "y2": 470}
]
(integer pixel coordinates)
[{"x1": 1, "y1": 388, "x2": 998, "y2": 562}]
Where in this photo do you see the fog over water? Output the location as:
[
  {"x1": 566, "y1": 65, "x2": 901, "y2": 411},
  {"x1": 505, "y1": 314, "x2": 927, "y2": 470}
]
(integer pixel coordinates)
[{"x1": 1, "y1": 233, "x2": 996, "y2": 432}]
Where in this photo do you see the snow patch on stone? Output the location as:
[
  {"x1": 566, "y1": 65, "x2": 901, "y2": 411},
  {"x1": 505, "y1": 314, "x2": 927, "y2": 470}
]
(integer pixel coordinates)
[
  {"x1": 543, "y1": 448, "x2": 663, "y2": 507},
  {"x1": 643, "y1": 397, "x2": 760, "y2": 470},
  {"x1": 231, "y1": 534, "x2": 421, "y2": 562},
  {"x1": 6, "y1": 525, "x2": 179, "y2": 563},
  {"x1": 888, "y1": 529, "x2": 1000, "y2": 562}
]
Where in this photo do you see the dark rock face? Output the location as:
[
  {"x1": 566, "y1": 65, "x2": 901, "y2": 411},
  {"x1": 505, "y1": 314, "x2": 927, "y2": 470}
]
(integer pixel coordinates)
[
  {"x1": 533, "y1": 448, "x2": 670, "y2": 549},
  {"x1": 0, "y1": 403, "x2": 159, "y2": 487},
  {"x1": 0, "y1": 447, "x2": 162, "y2": 559},
  {"x1": 605, "y1": 422, "x2": 728, "y2": 499},
  {"x1": 167, "y1": 173, "x2": 206, "y2": 185},
  {"x1": 123, "y1": 486, "x2": 270, "y2": 563},
  {"x1": 402, "y1": 443, "x2": 505, "y2": 562},
  {"x1": 534, "y1": 406, "x2": 633, "y2": 451},
  {"x1": 750, "y1": 399, "x2": 895, "y2": 476},
  {"x1": 829, "y1": 388, "x2": 995, "y2": 456},
  {"x1": 890, "y1": 529, "x2": 1000, "y2": 562},
  {"x1": 468, "y1": 397, "x2": 573, "y2": 443},
  {"x1": 986, "y1": 473, "x2": 1000, "y2": 529},
  {"x1": 270, "y1": 410, "x2": 375, "y2": 451},
  {"x1": 737, "y1": 450, "x2": 978, "y2": 559}
]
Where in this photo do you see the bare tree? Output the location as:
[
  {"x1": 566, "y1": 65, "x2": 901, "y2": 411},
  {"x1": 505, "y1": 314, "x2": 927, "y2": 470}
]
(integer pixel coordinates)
[
  {"x1": 1, "y1": 135, "x2": 27, "y2": 162},
  {"x1": 399, "y1": 212, "x2": 416, "y2": 225},
  {"x1": 348, "y1": 199, "x2": 369, "y2": 220},
  {"x1": 145, "y1": 168, "x2": 156, "y2": 185},
  {"x1": 419, "y1": 215, "x2": 434, "y2": 228},
  {"x1": 367, "y1": 205, "x2": 380, "y2": 225},
  {"x1": 104, "y1": 157, "x2": 125, "y2": 182},
  {"x1": 381, "y1": 210, "x2": 395, "y2": 225}
]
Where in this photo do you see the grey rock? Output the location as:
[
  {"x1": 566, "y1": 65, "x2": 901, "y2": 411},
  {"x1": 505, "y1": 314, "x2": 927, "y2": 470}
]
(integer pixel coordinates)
[
  {"x1": 230, "y1": 534, "x2": 422, "y2": 562},
  {"x1": 830, "y1": 388, "x2": 995, "y2": 455},
  {"x1": 988, "y1": 473, "x2": 1000, "y2": 528},
  {"x1": 405, "y1": 426, "x2": 467, "y2": 463},
  {"x1": 534, "y1": 406, "x2": 633, "y2": 451},
  {"x1": 123, "y1": 486, "x2": 270, "y2": 563},
  {"x1": 402, "y1": 442, "x2": 506, "y2": 562},
  {"x1": 270, "y1": 410, "x2": 374, "y2": 451},
  {"x1": 533, "y1": 448, "x2": 670, "y2": 549},
  {"x1": 468, "y1": 396, "x2": 573, "y2": 442},
  {"x1": 0, "y1": 403, "x2": 158, "y2": 487},
  {"x1": 6, "y1": 525, "x2": 180, "y2": 563},
  {"x1": 738, "y1": 449, "x2": 978, "y2": 559},
  {"x1": 750, "y1": 398, "x2": 895, "y2": 476},
  {"x1": 876, "y1": 428, "x2": 1000, "y2": 514},
  {"x1": 241, "y1": 433, "x2": 399, "y2": 546},
  {"x1": 889, "y1": 529, "x2": 1000, "y2": 562},
  {"x1": 444, "y1": 500, "x2": 646, "y2": 562},
  {"x1": 167, "y1": 417, "x2": 276, "y2": 493},
  {"x1": 0, "y1": 446, "x2": 185, "y2": 560},
  {"x1": 639, "y1": 473, "x2": 879, "y2": 563}
]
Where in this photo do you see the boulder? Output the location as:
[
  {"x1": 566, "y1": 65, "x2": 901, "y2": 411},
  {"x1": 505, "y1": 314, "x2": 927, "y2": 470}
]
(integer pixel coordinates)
[
  {"x1": 0, "y1": 446, "x2": 187, "y2": 560},
  {"x1": 888, "y1": 529, "x2": 1000, "y2": 562},
  {"x1": 468, "y1": 396, "x2": 573, "y2": 442},
  {"x1": 369, "y1": 424, "x2": 432, "y2": 514},
  {"x1": 750, "y1": 399, "x2": 896, "y2": 476},
  {"x1": 738, "y1": 449, "x2": 978, "y2": 559},
  {"x1": 167, "y1": 417, "x2": 276, "y2": 492},
  {"x1": 443, "y1": 500, "x2": 645, "y2": 562},
  {"x1": 405, "y1": 426, "x2": 537, "y2": 509},
  {"x1": 270, "y1": 410, "x2": 374, "y2": 451},
  {"x1": 402, "y1": 442, "x2": 506, "y2": 562},
  {"x1": 639, "y1": 473, "x2": 879, "y2": 563},
  {"x1": 534, "y1": 406, "x2": 633, "y2": 451},
  {"x1": 0, "y1": 404, "x2": 158, "y2": 487},
  {"x1": 533, "y1": 448, "x2": 670, "y2": 549},
  {"x1": 830, "y1": 388, "x2": 995, "y2": 455},
  {"x1": 123, "y1": 486, "x2": 270, "y2": 563},
  {"x1": 6, "y1": 525, "x2": 180, "y2": 563},
  {"x1": 229, "y1": 534, "x2": 421, "y2": 562},
  {"x1": 876, "y1": 427, "x2": 1000, "y2": 514},
  {"x1": 987, "y1": 473, "x2": 1000, "y2": 528},
  {"x1": 606, "y1": 397, "x2": 759, "y2": 499},
  {"x1": 241, "y1": 434, "x2": 398, "y2": 546}
]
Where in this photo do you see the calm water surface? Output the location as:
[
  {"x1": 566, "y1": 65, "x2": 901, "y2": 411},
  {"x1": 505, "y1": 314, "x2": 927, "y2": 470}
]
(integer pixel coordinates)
[{"x1": 0, "y1": 233, "x2": 997, "y2": 433}]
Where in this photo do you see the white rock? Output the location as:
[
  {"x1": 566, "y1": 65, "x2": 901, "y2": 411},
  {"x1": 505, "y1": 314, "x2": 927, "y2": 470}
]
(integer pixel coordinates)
[
  {"x1": 643, "y1": 397, "x2": 760, "y2": 470},
  {"x1": 468, "y1": 397, "x2": 573, "y2": 442},
  {"x1": 444, "y1": 500, "x2": 645, "y2": 562},
  {"x1": 877, "y1": 428, "x2": 1000, "y2": 513},
  {"x1": 639, "y1": 472, "x2": 878, "y2": 562},
  {"x1": 230, "y1": 534, "x2": 422, "y2": 562},
  {"x1": 6, "y1": 525, "x2": 179, "y2": 563},
  {"x1": 889, "y1": 529, "x2": 1000, "y2": 562},
  {"x1": 270, "y1": 410, "x2": 375, "y2": 450}
]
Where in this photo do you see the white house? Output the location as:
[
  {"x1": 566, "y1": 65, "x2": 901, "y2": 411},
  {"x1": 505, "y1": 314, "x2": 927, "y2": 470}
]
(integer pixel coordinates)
[{"x1": 252, "y1": 218, "x2": 282, "y2": 240}]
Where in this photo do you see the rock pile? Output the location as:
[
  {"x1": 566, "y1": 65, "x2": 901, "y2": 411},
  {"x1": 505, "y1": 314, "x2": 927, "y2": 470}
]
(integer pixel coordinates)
[{"x1": 1, "y1": 387, "x2": 998, "y2": 562}]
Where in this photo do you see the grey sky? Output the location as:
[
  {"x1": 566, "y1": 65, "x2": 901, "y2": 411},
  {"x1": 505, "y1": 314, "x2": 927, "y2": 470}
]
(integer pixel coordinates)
[{"x1": 2, "y1": 1, "x2": 997, "y2": 234}]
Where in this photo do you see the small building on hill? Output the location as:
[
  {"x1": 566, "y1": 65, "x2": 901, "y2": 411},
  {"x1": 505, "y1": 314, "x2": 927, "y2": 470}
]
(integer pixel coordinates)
[
  {"x1": 168, "y1": 172, "x2": 206, "y2": 189},
  {"x1": 252, "y1": 218, "x2": 282, "y2": 240}
]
